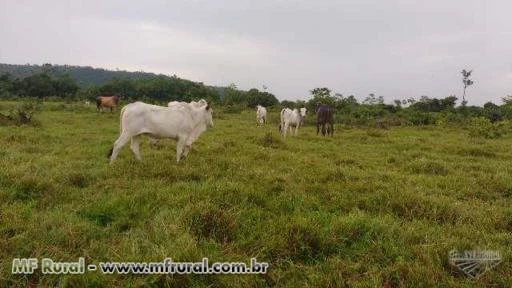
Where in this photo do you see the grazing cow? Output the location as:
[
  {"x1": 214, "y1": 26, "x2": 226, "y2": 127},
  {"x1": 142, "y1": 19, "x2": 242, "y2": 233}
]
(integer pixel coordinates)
[
  {"x1": 279, "y1": 108, "x2": 305, "y2": 138},
  {"x1": 256, "y1": 105, "x2": 267, "y2": 124},
  {"x1": 96, "y1": 95, "x2": 120, "y2": 112},
  {"x1": 107, "y1": 101, "x2": 213, "y2": 163},
  {"x1": 316, "y1": 104, "x2": 334, "y2": 136}
]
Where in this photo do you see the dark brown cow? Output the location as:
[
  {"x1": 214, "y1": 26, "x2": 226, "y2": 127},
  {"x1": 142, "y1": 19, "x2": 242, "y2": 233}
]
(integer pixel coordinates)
[
  {"x1": 316, "y1": 104, "x2": 334, "y2": 136},
  {"x1": 96, "y1": 96, "x2": 120, "y2": 112}
]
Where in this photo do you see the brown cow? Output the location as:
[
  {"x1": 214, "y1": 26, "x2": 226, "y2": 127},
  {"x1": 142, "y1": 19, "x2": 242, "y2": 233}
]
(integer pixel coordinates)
[{"x1": 96, "y1": 95, "x2": 120, "y2": 112}]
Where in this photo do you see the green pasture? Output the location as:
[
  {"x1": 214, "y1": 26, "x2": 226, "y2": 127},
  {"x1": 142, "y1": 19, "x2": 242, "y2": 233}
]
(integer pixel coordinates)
[{"x1": 0, "y1": 101, "x2": 511, "y2": 287}]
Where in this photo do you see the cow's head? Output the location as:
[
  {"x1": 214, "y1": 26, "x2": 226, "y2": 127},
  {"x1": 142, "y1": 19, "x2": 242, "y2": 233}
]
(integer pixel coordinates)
[
  {"x1": 204, "y1": 104, "x2": 214, "y2": 128},
  {"x1": 299, "y1": 107, "x2": 307, "y2": 117}
]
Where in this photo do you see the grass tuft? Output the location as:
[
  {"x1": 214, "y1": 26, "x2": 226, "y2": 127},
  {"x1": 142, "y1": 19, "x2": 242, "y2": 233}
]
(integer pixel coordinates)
[
  {"x1": 259, "y1": 131, "x2": 285, "y2": 149},
  {"x1": 186, "y1": 204, "x2": 238, "y2": 244},
  {"x1": 409, "y1": 159, "x2": 449, "y2": 175}
]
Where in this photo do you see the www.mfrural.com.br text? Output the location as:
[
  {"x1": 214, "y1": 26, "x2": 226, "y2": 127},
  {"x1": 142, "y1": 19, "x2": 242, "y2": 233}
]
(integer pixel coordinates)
[{"x1": 12, "y1": 257, "x2": 269, "y2": 275}]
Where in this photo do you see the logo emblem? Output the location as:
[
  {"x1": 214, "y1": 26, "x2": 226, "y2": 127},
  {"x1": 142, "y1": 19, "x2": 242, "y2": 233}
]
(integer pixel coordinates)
[{"x1": 448, "y1": 250, "x2": 501, "y2": 278}]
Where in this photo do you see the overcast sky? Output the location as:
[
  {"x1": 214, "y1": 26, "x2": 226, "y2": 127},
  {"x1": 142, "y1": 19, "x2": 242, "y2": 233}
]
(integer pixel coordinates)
[{"x1": 1, "y1": 0, "x2": 511, "y2": 105}]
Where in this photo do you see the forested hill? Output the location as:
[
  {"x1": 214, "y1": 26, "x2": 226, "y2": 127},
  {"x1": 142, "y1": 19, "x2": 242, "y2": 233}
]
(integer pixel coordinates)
[{"x1": 0, "y1": 63, "x2": 172, "y2": 87}]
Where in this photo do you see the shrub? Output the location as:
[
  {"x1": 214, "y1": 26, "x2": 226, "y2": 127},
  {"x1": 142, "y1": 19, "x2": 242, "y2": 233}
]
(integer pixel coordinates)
[
  {"x1": 402, "y1": 111, "x2": 438, "y2": 125},
  {"x1": 222, "y1": 104, "x2": 245, "y2": 114},
  {"x1": 378, "y1": 114, "x2": 405, "y2": 127},
  {"x1": 0, "y1": 99, "x2": 42, "y2": 126},
  {"x1": 467, "y1": 117, "x2": 511, "y2": 139},
  {"x1": 259, "y1": 132, "x2": 285, "y2": 149}
]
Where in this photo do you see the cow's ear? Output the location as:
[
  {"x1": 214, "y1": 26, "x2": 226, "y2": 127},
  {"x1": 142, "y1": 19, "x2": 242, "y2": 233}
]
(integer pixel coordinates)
[{"x1": 205, "y1": 104, "x2": 210, "y2": 110}]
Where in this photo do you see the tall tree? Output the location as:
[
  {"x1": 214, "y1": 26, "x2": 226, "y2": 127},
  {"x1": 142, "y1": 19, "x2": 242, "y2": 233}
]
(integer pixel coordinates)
[
  {"x1": 461, "y1": 69, "x2": 474, "y2": 105},
  {"x1": 309, "y1": 87, "x2": 335, "y2": 110}
]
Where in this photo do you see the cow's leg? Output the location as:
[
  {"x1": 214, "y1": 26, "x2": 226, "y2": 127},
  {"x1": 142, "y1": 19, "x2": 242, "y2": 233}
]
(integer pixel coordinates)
[
  {"x1": 182, "y1": 145, "x2": 191, "y2": 158},
  {"x1": 182, "y1": 139, "x2": 194, "y2": 159},
  {"x1": 176, "y1": 138, "x2": 186, "y2": 162},
  {"x1": 282, "y1": 123, "x2": 288, "y2": 138},
  {"x1": 130, "y1": 135, "x2": 142, "y2": 161},
  {"x1": 109, "y1": 132, "x2": 131, "y2": 163},
  {"x1": 317, "y1": 123, "x2": 320, "y2": 135}
]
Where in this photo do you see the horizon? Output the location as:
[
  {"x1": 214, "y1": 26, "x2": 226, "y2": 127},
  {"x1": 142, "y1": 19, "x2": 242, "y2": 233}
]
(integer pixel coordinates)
[{"x1": 2, "y1": 61, "x2": 506, "y2": 106}]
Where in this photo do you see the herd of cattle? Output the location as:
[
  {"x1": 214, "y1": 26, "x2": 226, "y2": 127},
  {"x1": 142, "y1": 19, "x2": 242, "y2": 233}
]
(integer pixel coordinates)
[{"x1": 96, "y1": 96, "x2": 334, "y2": 163}]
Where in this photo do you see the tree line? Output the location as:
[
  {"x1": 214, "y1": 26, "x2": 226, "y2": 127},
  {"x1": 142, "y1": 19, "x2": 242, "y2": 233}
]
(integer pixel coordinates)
[
  {"x1": 0, "y1": 71, "x2": 280, "y2": 108},
  {"x1": 1, "y1": 66, "x2": 512, "y2": 128},
  {"x1": 300, "y1": 87, "x2": 512, "y2": 127}
]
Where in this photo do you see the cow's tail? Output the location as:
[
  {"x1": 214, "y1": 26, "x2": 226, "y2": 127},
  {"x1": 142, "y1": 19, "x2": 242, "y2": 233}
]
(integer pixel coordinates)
[
  {"x1": 119, "y1": 105, "x2": 128, "y2": 132},
  {"x1": 279, "y1": 109, "x2": 285, "y2": 133}
]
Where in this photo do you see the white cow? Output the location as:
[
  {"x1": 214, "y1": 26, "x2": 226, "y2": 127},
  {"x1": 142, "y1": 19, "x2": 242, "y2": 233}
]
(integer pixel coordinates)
[
  {"x1": 148, "y1": 99, "x2": 209, "y2": 147},
  {"x1": 256, "y1": 105, "x2": 267, "y2": 124},
  {"x1": 279, "y1": 107, "x2": 307, "y2": 138},
  {"x1": 108, "y1": 101, "x2": 213, "y2": 163}
]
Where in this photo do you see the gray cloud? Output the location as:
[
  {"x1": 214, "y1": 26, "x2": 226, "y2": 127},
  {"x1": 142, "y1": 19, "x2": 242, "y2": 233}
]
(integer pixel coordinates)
[{"x1": 1, "y1": 0, "x2": 511, "y2": 104}]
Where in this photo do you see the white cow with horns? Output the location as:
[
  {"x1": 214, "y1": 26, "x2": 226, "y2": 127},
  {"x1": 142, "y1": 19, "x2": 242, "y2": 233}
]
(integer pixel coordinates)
[
  {"x1": 279, "y1": 107, "x2": 307, "y2": 138},
  {"x1": 108, "y1": 101, "x2": 213, "y2": 163}
]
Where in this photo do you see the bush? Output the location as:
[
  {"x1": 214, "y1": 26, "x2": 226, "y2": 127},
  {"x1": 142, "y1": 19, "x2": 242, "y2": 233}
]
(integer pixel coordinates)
[
  {"x1": 467, "y1": 117, "x2": 511, "y2": 139},
  {"x1": 259, "y1": 132, "x2": 285, "y2": 149},
  {"x1": 401, "y1": 110, "x2": 438, "y2": 125},
  {"x1": 222, "y1": 104, "x2": 245, "y2": 114},
  {"x1": 0, "y1": 99, "x2": 42, "y2": 126}
]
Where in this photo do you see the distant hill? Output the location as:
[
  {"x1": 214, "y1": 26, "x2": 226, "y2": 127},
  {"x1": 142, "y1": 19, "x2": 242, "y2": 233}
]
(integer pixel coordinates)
[{"x1": 0, "y1": 63, "x2": 178, "y2": 87}]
